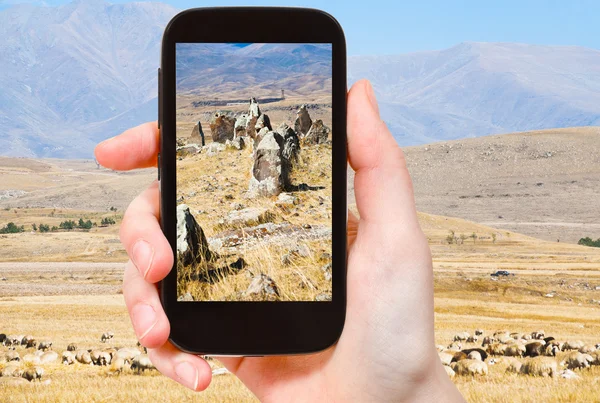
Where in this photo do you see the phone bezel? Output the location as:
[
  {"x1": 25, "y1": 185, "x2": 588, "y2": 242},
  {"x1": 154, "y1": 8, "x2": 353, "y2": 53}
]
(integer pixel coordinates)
[{"x1": 159, "y1": 7, "x2": 347, "y2": 355}]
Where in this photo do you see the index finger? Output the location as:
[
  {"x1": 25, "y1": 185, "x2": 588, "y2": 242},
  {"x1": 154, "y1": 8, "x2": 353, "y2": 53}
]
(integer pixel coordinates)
[{"x1": 94, "y1": 121, "x2": 159, "y2": 170}]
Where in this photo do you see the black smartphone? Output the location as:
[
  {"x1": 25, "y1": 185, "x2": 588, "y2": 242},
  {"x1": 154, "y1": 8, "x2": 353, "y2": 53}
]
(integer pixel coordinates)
[{"x1": 158, "y1": 7, "x2": 347, "y2": 355}]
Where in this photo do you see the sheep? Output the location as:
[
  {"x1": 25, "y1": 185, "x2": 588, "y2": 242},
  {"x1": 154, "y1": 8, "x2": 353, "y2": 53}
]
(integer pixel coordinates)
[
  {"x1": 486, "y1": 343, "x2": 507, "y2": 356},
  {"x1": 444, "y1": 365, "x2": 455, "y2": 379},
  {"x1": 1, "y1": 364, "x2": 23, "y2": 377},
  {"x1": 22, "y1": 367, "x2": 44, "y2": 382},
  {"x1": 579, "y1": 345, "x2": 596, "y2": 354},
  {"x1": 589, "y1": 351, "x2": 600, "y2": 366},
  {"x1": 451, "y1": 359, "x2": 488, "y2": 376},
  {"x1": 462, "y1": 348, "x2": 488, "y2": 361},
  {"x1": 39, "y1": 351, "x2": 59, "y2": 364},
  {"x1": 561, "y1": 340, "x2": 584, "y2": 351},
  {"x1": 561, "y1": 352, "x2": 593, "y2": 370},
  {"x1": 453, "y1": 332, "x2": 470, "y2": 342},
  {"x1": 100, "y1": 331, "x2": 114, "y2": 343},
  {"x1": 510, "y1": 332, "x2": 523, "y2": 340},
  {"x1": 25, "y1": 339, "x2": 37, "y2": 349},
  {"x1": 520, "y1": 356, "x2": 557, "y2": 378},
  {"x1": 451, "y1": 351, "x2": 468, "y2": 363},
  {"x1": 466, "y1": 335, "x2": 479, "y2": 343},
  {"x1": 524, "y1": 341, "x2": 545, "y2": 358},
  {"x1": 62, "y1": 351, "x2": 76, "y2": 365},
  {"x1": 5, "y1": 335, "x2": 23, "y2": 346},
  {"x1": 474, "y1": 329, "x2": 484, "y2": 336},
  {"x1": 436, "y1": 345, "x2": 446, "y2": 352},
  {"x1": 22, "y1": 354, "x2": 41, "y2": 364},
  {"x1": 113, "y1": 347, "x2": 142, "y2": 362},
  {"x1": 67, "y1": 343, "x2": 77, "y2": 352},
  {"x1": 5, "y1": 350, "x2": 20, "y2": 362},
  {"x1": 109, "y1": 357, "x2": 130, "y2": 374},
  {"x1": 438, "y1": 352, "x2": 453, "y2": 366},
  {"x1": 545, "y1": 344, "x2": 560, "y2": 357},
  {"x1": 543, "y1": 337, "x2": 555, "y2": 345},
  {"x1": 468, "y1": 351, "x2": 482, "y2": 361},
  {"x1": 481, "y1": 336, "x2": 495, "y2": 347},
  {"x1": 531, "y1": 330, "x2": 545, "y2": 340},
  {"x1": 91, "y1": 350, "x2": 111, "y2": 366},
  {"x1": 0, "y1": 334, "x2": 6, "y2": 344},
  {"x1": 497, "y1": 334, "x2": 513, "y2": 344},
  {"x1": 136, "y1": 341, "x2": 148, "y2": 354},
  {"x1": 21, "y1": 335, "x2": 34, "y2": 346},
  {"x1": 504, "y1": 344, "x2": 525, "y2": 357},
  {"x1": 131, "y1": 354, "x2": 155, "y2": 373},
  {"x1": 493, "y1": 330, "x2": 510, "y2": 338},
  {"x1": 504, "y1": 357, "x2": 523, "y2": 374},
  {"x1": 447, "y1": 342, "x2": 462, "y2": 351},
  {"x1": 75, "y1": 350, "x2": 93, "y2": 365},
  {"x1": 38, "y1": 341, "x2": 52, "y2": 352}
]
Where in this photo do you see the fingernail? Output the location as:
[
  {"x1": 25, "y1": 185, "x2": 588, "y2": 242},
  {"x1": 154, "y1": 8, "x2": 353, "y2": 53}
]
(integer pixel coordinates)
[
  {"x1": 175, "y1": 361, "x2": 199, "y2": 390},
  {"x1": 132, "y1": 240, "x2": 154, "y2": 279},
  {"x1": 132, "y1": 304, "x2": 157, "y2": 341},
  {"x1": 365, "y1": 81, "x2": 380, "y2": 116}
]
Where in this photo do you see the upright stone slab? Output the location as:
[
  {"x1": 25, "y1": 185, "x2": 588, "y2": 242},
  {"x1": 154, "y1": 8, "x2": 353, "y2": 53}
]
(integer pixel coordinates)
[
  {"x1": 209, "y1": 112, "x2": 235, "y2": 143},
  {"x1": 248, "y1": 132, "x2": 289, "y2": 197},
  {"x1": 294, "y1": 104, "x2": 312, "y2": 136},
  {"x1": 190, "y1": 121, "x2": 206, "y2": 146},
  {"x1": 304, "y1": 119, "x2": 331, "y2": 144},
  {"x1": 176, "y1": 204, "x2": 213, "y2": 266},
  {"x1": 277, "y1": 123, "x2": 300, "y2": 164}
]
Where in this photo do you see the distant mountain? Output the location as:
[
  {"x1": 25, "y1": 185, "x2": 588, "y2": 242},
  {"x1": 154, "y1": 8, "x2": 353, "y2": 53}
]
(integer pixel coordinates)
[
  {"x1": 349, "y1": 42, "x2": 600, "y2": 145},
  {"x1": 175, "y1": 43, "x2": 332, "y2": 97},
  {"x1": 1, "y1": 1, "x2": 600, "y2": 157},
  {"x1": 0, "y1": 0, "x2": 177, "y2": 158}
]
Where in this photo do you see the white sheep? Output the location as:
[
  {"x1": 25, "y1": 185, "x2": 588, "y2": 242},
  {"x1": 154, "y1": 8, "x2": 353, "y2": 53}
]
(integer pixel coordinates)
[{"x1": 451, "y1": 359, "x2": 488, "y2": 376}]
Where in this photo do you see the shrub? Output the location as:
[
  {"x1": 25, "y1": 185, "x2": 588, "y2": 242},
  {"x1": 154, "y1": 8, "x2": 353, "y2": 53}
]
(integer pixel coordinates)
[
  {"x1": 0, "y1": 222, "x2": 25, "y2": 234},
  {"x1": 59, "y1": 220, "x2": 76, "y2": 230},
  {"x1": 39, "y1": 224, "x2": 50, "y2": 233},
  {"x1": 578, "y1": 237, "x2": 600, "y2": 248}
]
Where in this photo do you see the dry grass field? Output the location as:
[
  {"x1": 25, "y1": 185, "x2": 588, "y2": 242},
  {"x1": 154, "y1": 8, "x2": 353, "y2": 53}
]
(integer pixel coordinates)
[{"x1": 1, "y1": 128, "x2": 600, "y2": 401}]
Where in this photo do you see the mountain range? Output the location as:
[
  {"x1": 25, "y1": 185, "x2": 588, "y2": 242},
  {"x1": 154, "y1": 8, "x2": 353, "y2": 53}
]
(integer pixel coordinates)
[{"x1": 1, "y1": 0, "x2": 599, "y2": 157}]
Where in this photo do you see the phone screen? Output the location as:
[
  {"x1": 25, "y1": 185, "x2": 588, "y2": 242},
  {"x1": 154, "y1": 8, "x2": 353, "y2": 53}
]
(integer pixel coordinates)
[{"x1": 175, "y1": 43, "x2": 333, "y2": 302}]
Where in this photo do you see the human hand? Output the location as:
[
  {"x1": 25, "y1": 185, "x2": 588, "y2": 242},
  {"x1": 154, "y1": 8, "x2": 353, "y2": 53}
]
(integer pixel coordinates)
[{"x1": 94, "y1": 79, "x2": 465, "y2": 402}]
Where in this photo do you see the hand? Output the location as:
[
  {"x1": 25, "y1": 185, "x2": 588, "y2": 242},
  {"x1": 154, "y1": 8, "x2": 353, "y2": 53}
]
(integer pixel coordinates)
[{"x1": 94, "y1": 80, "x2": 465, "y2": 402}]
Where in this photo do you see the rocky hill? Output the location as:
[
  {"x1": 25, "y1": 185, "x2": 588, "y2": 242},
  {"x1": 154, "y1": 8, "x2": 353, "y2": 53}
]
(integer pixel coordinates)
[{"x1": 349, "y1": 127, "x2": 600, "y2": 243}]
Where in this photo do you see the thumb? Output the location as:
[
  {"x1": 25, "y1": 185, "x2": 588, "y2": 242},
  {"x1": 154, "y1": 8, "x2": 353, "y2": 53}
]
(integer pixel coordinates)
[{"x1": 347, "y1": 80, "x2": 420, "y2": 231}]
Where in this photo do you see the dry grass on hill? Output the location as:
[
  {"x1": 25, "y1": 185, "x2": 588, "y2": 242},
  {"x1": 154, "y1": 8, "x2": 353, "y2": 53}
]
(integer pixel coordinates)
[{"x1": 176, "y1": 139, "x2": 333, "y2": 302}]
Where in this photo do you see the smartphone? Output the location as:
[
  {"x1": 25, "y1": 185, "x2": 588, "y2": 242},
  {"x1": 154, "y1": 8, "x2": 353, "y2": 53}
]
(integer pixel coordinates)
[{"x1": 158, "y1": 7, "x2": 347, "y2": 355}]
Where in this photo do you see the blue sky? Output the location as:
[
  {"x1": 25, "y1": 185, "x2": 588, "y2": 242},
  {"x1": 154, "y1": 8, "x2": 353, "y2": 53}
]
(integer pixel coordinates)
[{"x1": 1, "y1": 0, "x2": 599, "y2": 55}]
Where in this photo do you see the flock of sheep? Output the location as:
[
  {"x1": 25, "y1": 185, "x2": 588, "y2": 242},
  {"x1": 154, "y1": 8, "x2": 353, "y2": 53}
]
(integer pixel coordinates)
[
  {"x1": 439, "y1": 329, "x2": 600, "y2": 379},
  {"x1": 0, "y1": 331, "x2": 155, "y2": 384}
]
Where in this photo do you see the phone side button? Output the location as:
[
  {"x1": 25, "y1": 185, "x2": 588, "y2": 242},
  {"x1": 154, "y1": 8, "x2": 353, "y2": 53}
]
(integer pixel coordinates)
[
  {"x1": 157, "y1": 152, "x2": 161, "y2": 181},
  {"x1": 158, "y1": 68, "x2": 162, "y2": 129}
]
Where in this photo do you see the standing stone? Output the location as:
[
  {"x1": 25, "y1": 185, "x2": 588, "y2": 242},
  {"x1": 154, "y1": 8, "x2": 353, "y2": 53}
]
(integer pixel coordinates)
[
  {"x1": 255, "y1": 127, "x2": 270, "y2": 146},
  {"x1": 176, "y1": 204, "x2": 213, "y2": 266},
  {"x1": 249, "y1": 97, "x2": 261, "y2": 118},
  {"x1": 234, "y1": 114, "x2": 250, "y2": 138},
  {"x1": 304, "y1": 119, "x2": 331, "y2": 145},
  {"x1": 248, "y1": 132, "x2": 289, "y2": 197},
  {"x1": 190, "y1": 121, "x2": 206, "y2": 146},
  {"x1": 255, "y1": 113, "x2": 272, "y2": 132},
  {"x1": 277, "y1": 123, "x2": 300, "y2": 164},
  {"x1": 209, "y1": 112, "x2": 235, "y2": 143},
  {"x1": 294, "y1": 104, "x2": 312, "y2": 136}
]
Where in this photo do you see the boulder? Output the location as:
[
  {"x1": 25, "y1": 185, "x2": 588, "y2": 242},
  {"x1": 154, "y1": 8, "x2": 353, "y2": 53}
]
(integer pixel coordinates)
[
  {"x1": 244, "y1": 274, "x2": 279, "y2": 301},
  {"x1": 176, "y1": 143, "x2": 201, "y2": 157},
  {"x1": 203, "y1": 142, "x2": 226, "y2": 156},
  {"x1": 275, "y1": 192, "x2": 298, "y2": 207},
  {"x1": 226, "y1": 136, "x2": 245, "y2": 150},
  {"x1": 314, "y1": 292, "x2": 332, "y2": 302},
  {"x1": 176, "y1": 204, "x2": 213, "y2": 266},
  {"x1": 248, "y1": 132, "x2": 290, "y2": 196},
  {"x1": 209, "y1": 112, "x2": 235, "y2": 143},
  {"x1": 321, "y1": 263, "x2": 332, "y2": 281},
  {"x1": 177, "y1": 292, "x2": 194, "y2": 302},
  {"x1": 190, "y1": 122, "x2": 206, "y2": 146},
  {"x1": 294, "y1": 104, "x2": 312, "y2": 135},
  {"x1": 225, "y1": 207, "x2": 274, "y2": 227},
  {"x1": 304, "y1": 119, "x2": 330, "y2": 145}
]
